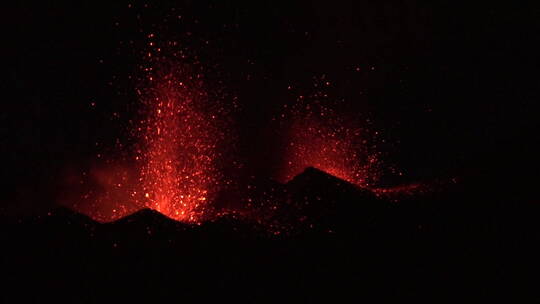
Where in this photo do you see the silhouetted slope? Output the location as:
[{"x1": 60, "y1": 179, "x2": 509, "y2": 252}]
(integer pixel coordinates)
[
  {"x1": 284, "y1": 167, "x2": 387, "y2": 232},
  {"x1": 0, "y1": 169, "x2": 536, "y2": 302}
]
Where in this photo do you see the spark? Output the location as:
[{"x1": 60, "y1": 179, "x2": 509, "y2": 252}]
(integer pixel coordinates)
[{"x1": 276, "y1": 77, "x2": 382, "y2": 188}]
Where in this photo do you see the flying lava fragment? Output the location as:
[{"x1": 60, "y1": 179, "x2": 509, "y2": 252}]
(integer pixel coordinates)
[
  {"x1": 275, "y1": 77, "x2": 383, "y2": 188},
  {"x1": 55, "y1": 5, "x2": 438, "y2": 228},
  {"x1": 134, "y1": 62, "x2": 230, "y2": 222},
  {"x1": 62, "y1": 47, "x2": 235, "y2": 223}
]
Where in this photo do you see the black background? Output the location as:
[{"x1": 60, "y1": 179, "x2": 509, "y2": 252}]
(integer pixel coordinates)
[
  {"x1": 2, "y1": 1, "x2": 538, "y2": 215},
  {"x1": 1, "y1": 1, "x2": 540, "y2": 302}
]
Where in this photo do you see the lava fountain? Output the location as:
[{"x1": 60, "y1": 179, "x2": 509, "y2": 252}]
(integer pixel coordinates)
[
  {"x1": 135, "y1": 65, "x2": 228, "y2": 222},
  {"x1": 278, "y1": 112, "x2": 380, "y2": 187},
  {"x1": 275, "y1": 78, "x2": 382, "y2": 188},
  {"x1": 61, "y1": 56, "x2": 234, "y2": 223}
]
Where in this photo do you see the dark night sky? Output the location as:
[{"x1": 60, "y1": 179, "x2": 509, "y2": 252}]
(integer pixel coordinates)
[{"x1": 1, "y1": 1, "x2": 539, "y2": 214}]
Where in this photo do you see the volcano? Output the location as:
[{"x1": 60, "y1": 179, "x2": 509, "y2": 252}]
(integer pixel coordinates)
[{"x1": 1, "y1": 168, "x2": 532, "y2": 302}]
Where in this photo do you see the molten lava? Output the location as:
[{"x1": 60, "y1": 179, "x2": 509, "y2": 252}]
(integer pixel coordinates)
[
  {"x1": 62, "y1": 57, "x2": 233, "y2": 223},
  {"x1": 275, "y1": 79, "x2": 382, "y2": 188},
  {"x1": 279, "y1": 116, "x2": 380, "y2": 187},
  {"x1": 57, "y1": 11, "x2": 431, "y2": 226},
  {"x1": 135, "y1": 68, "x2": 225, "y2": 222}
]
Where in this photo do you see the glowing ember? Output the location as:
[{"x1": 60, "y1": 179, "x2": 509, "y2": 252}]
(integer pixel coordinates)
[
  {"x1": 134, "y1": 64, "x2": 227, "y2": 222},
  {"x1": 63, "y1": 49, "x2": 234, "y2": 223},
  {"x1": 275, "y1": 77, "x2": 382, "y2": 188},
  {"x1": 55, "y1": 7, "x2": 436, "y2": 228}
]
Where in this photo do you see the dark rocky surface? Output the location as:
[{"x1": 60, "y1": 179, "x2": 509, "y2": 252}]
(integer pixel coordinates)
[{"x1": 1, "y1": 168, "x2": 538, "y2": 302}]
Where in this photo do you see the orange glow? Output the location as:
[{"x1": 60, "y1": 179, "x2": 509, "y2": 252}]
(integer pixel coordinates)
[
  {"x1": 275, "y1": 79, "x2": 382, "y2": 188},
  {"x1": 278, "y1": 118, "x2": 379, "y2": 187},
  {"x1": 132, "y1": 63, "x2": 228, "y2": 223},
  {"x1": 63, "y1": 61, "x2": 231, "y2": 223},
  {"x1": 59, "y1": 161, "x2": 144, "y2": 223}
]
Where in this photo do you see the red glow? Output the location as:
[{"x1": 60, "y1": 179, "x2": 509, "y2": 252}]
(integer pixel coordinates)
[
  {"x1": 278, "y1": 116, "x2": 380, "y2": 187},
  {"x1": 135, "y1": 67, "x2": 225, "y2": 222},
  {"x1": 59, "y1": 161, "x2": 143, "y2": 223},
  {"x1": 275, "y1": 78, "x2": 382, "y2": 188},
  {"x1": 60, "y1": 38, "x2": 428, "y2": 225},
  {"x1": 372, "y1": 183, "x2": 426, "y2": 202},
  {"x1": 63, "y1": 59, "x2": 232, "y2": 223}
]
